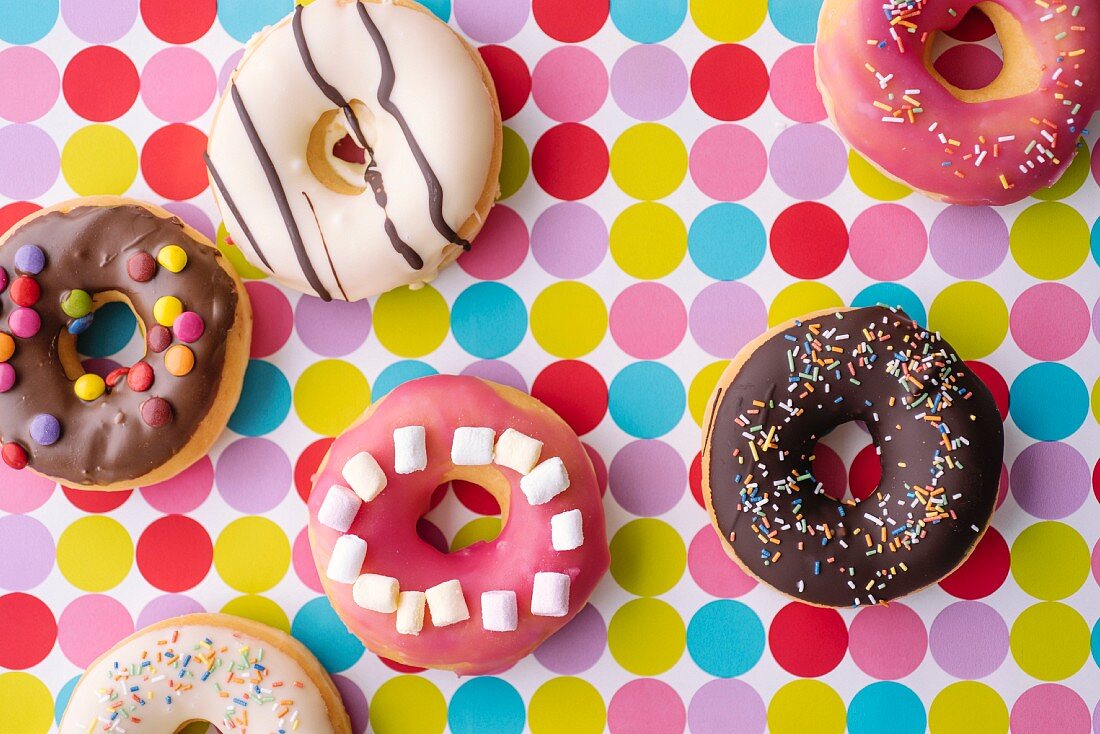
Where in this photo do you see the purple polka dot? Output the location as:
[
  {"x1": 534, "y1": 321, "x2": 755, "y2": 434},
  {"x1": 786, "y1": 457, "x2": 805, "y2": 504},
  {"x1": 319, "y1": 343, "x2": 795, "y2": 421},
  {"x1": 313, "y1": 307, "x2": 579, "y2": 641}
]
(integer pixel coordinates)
[
  {"x1": 848, "y1": 603, "x2": 927, "y2": 679},
  {"x1": 216, "y1": 438, "x2": 292, "y2": 514},
  {"x1": 141, "y1": 456, "x2": 213, "y2": 513},
  {"x1": 136, "y1": 594, "x2": 203, "y2": 629},
  {"x1": 458, "y1": 206, "x2": 528, "y2": 280},
  {"x1": 690, "y1": 125, "x2": 767, "y2": 201},
  {"x1": 609, "y1": 282, "x2": 686, "y2": 359},
  {"x1": 1010, "y1": 441, "x2": 1090, "y2": 520},
  {"x1": 62, "y1": 0, "x2": 138, "y2": 42},
  {"x1": 849, "y1": 204, "x2": 928, "y2": 280},
  {"x1": 0, "y1": 515, "x2": 53, "y2": 590},
  {"x1": 160, "y1": 201, "x2": 215, "y2": 242},
  {"x1": 687, "y1": 679, "x2": 765, "y2": 734},
  {"x1": 769, "y1": 123, "x2": 847, "y2": 200},
  {"x1": 769, "y1": 45, "x2": 826, "y2": 123},
  {"x1": 0, "y1": 461, "x2": 54, "y2": 513},
  {"x1": 611, "y1": 45, "x2": 688, "y2": 121},
  {"x1": 609, "y1": 440, "x2": 685, "y2": 516},
  {"x1": 689, "y1": 281, "x2": 767, "y2": 357},
  {"x1": 608, "y1": 679, "x2": 685, "y2": 734},
  {"x1": 0, "y1": 125, "x2": 59, "y2": 199},
  {"x1": 531, "y1": 202, "x2": 607, "y2": 279},
  {"x1": 58, "y1": 594, "x2": 134, "y2": 668},
  {"x1": 460, "y1": 359, "x2": 527, "y2": 393},
  {"x1": 929, "y1": 205, "x2": 1008, "y2": 278},
  {"x1": 1011, "y1": 684, "x2": 1091, "y2": 734},
  {"x1": 533, "y1": 603, "x2": 606, "y2": 673},
  {"x1": 454, "y1": 0, "x2": 530, "y2": 43},
  {"x1": 0, "y1": 48, "x2": 59, "y2": 122},
  {"x1": 333, "y1": 674, "x2": 370, "y2": 734},
  {"x1": 295, "y1": 296, "x2": 372, "y2": 358},
  {"x1": 141, "y1": 47, "x2": 217, "y2": 122},
  {"x1": 929, "y1": 601, "x2": 1008, "y2": 678},
  {"x1": 219, "y1": 49, "x2": 245, "y2": 95},
  {"x1": 532, "y1": 47, "x2": 608, "y2": 122},
  {"x1": 1010, "y1": 283, "x2": 1090, "y2": 361},
  {"x1": 688, "y1": 525, "x2": 756, "y2": 598}
]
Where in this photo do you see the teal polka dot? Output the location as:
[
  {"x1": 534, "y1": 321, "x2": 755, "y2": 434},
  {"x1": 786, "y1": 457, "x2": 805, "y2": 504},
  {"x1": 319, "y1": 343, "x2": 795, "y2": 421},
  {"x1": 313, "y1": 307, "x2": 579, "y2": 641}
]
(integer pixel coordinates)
[
  {"x1": 1010, "y1": 363, "x2": 1088, "y2": 441},
  {"x1": 852, "y1": 283, "x2": 926, "y2": 326},
  {"x1": 218, "y1": 0, "x2": 293, "y2": 42},
  {"x1": 609, "y1": 361, "x2": 685, "y2": 438},
  {"x1": 418, "y1": 0, "x2": 451, "y2": 21},
  {"x1": 54, "y1": 675, "x2": 79, "y2": 726},
  {"x1": 229, "y1": 360, "x2": 292, "y2": 436},
  {"x1": 770, "y1": 0, "x2": 823, "y2": 43},
  {"x1": 848, "y1": 682, "x2": 926, "y2": 734},
  {"x1": 0, "y1": 0, "x2": 58, "y2": 44},
  {"x1": 686, "y1": 600, "x2": 764, "y2": 677},
  {"x1": 452, "y1": 282, "x2": 528, "y2": 359},
  {"x1": 449, "y1": 677, "x2": 525, "y2": 734},
  {"x1": 291, "y1": 597, "x2": 365, "y2": 673},
  {"x1": 374, "y1": 360, "x2": 438, "y2": 399},
  {"x1": 689, "y1": 204, "x2": 766, "y2": 281},
  {"x1": 1091, "y1": 618, "x2": 1099, "y2": 669},
  {"x1": 610, "y1": 0, "x2": 686, "y2": 43},
  {"x1": 76, "y1": 301, "x2": 137, "y2": 358},
  {"x1": 1091, "y1": 216, "x2": 1100, "y2": 267}
]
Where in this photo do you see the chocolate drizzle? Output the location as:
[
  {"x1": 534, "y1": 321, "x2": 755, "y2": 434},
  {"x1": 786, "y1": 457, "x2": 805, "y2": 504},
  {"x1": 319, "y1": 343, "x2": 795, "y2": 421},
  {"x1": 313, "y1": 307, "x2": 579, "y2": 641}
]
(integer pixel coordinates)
[
  {"x1": 303, "y1": 192, "x2": 350, "y2": 302},
  {"x1": 203, "y1": 152, "x2": 271, "y2": 270}
]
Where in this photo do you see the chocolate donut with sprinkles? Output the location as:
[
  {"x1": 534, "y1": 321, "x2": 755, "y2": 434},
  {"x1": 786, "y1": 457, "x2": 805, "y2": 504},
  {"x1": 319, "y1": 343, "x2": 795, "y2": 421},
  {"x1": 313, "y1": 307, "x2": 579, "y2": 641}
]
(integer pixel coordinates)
[{"x1": 702, "y1": 306, "x2": 1004, "y2": 607}]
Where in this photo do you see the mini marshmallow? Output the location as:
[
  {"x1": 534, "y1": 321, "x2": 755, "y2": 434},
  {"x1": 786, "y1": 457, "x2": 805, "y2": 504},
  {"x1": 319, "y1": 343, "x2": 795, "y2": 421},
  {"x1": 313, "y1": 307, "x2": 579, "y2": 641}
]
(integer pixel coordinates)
[
  {"x1": 326, "y1": 534, "x2": 367, "y2": 584},
  {"x1": 342, "y1": 451, "x2": 387, "y2": 502},
  {"x1": 451, "y1": 427, "x2": 495, "y2": 465},
  {"x1": 550, "y1": 509, "x2": 584, "y2": 551},
  {"x1": 425, "y1": 579, "x2": 470, "y2": 627},
  {"x1": 531, "y1": 571, "x2": 571, "y2": 617},
  {"x1": 520, "y1": 457, "x2": 570, "y2": 505},
  {"x1": 353, "y1": 573, "x2": 399, "y2": 613},
  {"x1": 393, "y1": 426, "x2": 427, "y2": 474},
  {"x1": 317, "y1": 484, "x2": 362, "y2": 532},
  {"x1": 481, "y1": 590, "x2": 518, "y2": 632},
  {"x1": 396, "y1": 591, "x2": 426, "y2": 635},
  {"x1": 494, "y1": 428, "x2": 544, "y2": 474}
]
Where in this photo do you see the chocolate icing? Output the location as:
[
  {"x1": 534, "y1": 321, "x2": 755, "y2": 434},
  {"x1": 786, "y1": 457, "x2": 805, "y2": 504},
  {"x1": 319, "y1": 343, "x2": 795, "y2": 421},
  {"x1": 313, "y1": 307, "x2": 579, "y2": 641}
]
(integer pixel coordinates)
[
  {"x1": 0, "y1": 205, "x2": 240, "y2": 486},
  {"x1": 705, "y1": 306, "x2": 1003, "y2": 607}
]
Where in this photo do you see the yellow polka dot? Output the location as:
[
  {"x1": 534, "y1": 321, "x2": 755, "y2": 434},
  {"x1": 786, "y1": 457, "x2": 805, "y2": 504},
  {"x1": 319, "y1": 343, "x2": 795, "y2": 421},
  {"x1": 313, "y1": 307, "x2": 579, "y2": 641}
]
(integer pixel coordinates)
[
  {"x1": 214, "y1": 517, "x2": 291, "y2": 593},
  {"x1": 929, "y1": 682, "x2": 1007, "y2": 734},
  {"x1": 57, "y1": 516, "x2": 133, "y2": 592},
  {"x1": 177, "y1": 724, "x2": 214, "y2": 734},
  {"x1": 374, "y1": 286, "x2": 449, "y2": 358},
  {"x1": 689, "y1": 360, "x2": 729, "y2": 427},
  {"x1": 156, "y1": 245, "x2": 188, "y2": 273},
  {"x1": 294, "y1": 359, "x2": 371, "y2": 436},
  {"x1": 220, "y1": 595, "x2": 290, "y2": 633},
  {"x1": 607, "y1": 598, "x2": 685, "y2": 675},
  {"x1": 451, "y1": 517, "x2": 502, "y2": 552},
  {"x1": 610, "y1": 519, "x2": 686, "y2": 596},
  {"x1": 164, "y1": 345, "x2": 195, "y2": 377},
  {"x1": 0, "y1": 333, "x2": 15, "y2": 362},
  {"x1": 530, "y1": 282, "x2": 608, "y2": 358},
  {"x1": 1009, "y1": 602, "x2": 1091, "y2": 681},
  {"x1": 848, "y1": 149, "x2": 912, "y2": 201},
  {"x1": 1010, "y1": 202, "x2": 1089, "y2": 279},
  {"x1": 768, "y1": 680, "x2": 846, "y2": 734},
  {"x1": 500, "y1": 127, "x2": 530, "y2": 200},
  {"x1": 610, "y1": 203, "x2": 687, "y2": 279},
  {"x1": 0, "y1": 673, "x2": 53, "y2": 734},
  {"x1": 62, "y1": 124, "x2": 138, "y2": 196},
  {"x1": 691, "y1": 0, "x2": 767, "y2": 41},
  {"x1": 1010, "y1": 522, "x2": 1090, "y2": 600},
  {"x1": 1033, "y1": 138, "x2": 1091, "y2": 201},
  {"x1": 1092, "y1": 377, "x2": 1100, "y2": 426},
  {"x1": 217, "y1": 223, "x2": 268, "y2": 280},
  {"x1": 610, "y1": 124, "x2": 688, "y2": 200},
  {"x1": 74, "y1": 373, "x2": 106, "y2": 401},
  {"x1": 768, "y1": 282, "x2": 844, "y2": 327},
  {"x1": 928, "y1": 282, "x2": 1008, "y2": 359},
  {"x1": 371, "y1": 676, "x2": 447, "y2": 734},
  {"x1": 529, "y1": 677, "x2": 606, "y2": 734},
  {"x1": 153, "y1": 296, "x2": 183, "y2": 327}
]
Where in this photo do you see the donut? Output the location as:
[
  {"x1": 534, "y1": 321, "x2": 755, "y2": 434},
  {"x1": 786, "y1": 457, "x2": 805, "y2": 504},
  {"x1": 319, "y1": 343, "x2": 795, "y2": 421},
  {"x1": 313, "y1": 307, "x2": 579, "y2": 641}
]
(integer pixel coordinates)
[
  {"x1": 206, "y1": 0, "x2": 502, "y2": 302},
  {"x1": 307, "y1": 375, "x2": 609, "y2": 674},
  {"x1": 0, "y1": 198, "x2": 252, "y2": 491},
  {"x1": 702, "y1": 306, "x2": 1004, "y2": 607},
  {"x1": 816, "y1": 0, "x2": 1100, "y2": 204},
  {"x1": 58, "y1": 613, "x2": 351, "y2": 733}
]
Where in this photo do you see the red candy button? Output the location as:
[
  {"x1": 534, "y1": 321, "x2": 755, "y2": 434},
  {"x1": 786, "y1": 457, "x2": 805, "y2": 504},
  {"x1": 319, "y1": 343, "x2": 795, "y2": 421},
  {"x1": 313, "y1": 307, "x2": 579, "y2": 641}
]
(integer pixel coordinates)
[
  {"x1": 9, "y1": 276, "x2": 40, "y2": 307},
  {"x1": 127, "y1": 362, "x2": 154, "y2": 393},
  {"x1": 2, "y1": 443, "x2": 27, "y2": 470}
]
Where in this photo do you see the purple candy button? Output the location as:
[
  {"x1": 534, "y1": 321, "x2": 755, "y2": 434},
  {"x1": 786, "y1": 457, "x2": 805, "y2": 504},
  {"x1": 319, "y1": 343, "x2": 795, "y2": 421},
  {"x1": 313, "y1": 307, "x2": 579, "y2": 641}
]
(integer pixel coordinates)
[
  {"x1": 14, "y1": 245, "x2": 45, "y2": 275},
  {"x1": 29, "y1": 414, "x2": 60, "y2": 446}
]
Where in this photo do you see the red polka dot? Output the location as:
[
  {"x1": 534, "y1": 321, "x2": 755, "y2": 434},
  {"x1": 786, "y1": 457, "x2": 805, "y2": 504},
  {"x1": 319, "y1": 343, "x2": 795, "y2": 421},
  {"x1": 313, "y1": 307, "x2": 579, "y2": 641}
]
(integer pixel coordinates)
[
  {"x1": 0, "y1": 593, "x2": 56, "y2": 669},
  {"x1": 944, "y1": 6, "x2": 995, "y2": 41},
  {"x1": 691, "y1": 45, "x2": 768, "y2": 121},
  {"x1": 532, "y1": 123, "x2": 609, "y2": 200},
  {"x1": 996, "y1": 463, "x2": 1008, "y2": 510},
  {"x1": 478, "y1": 45, "x2": 531, "y2": 121},
  {"x1": 771, "y1": 202, "x2": 848, "y2": 279},
  {"x1": 141, "y1": 0, "x2": 217, "y2": 44},
  {"x1": 63, "y1": 486, "x2": 132, "y2": 513},
  {"x1": 247, "y1": 282, "x2": 294, "y2": 359},
  {"x1": 813, "y1": 443, "x2": 848, "y2": 501},
  {"x1": 295, "y1": 438, "x2": 334, "y2": 502},
  {"x1": 531, "y1": 360, "x2": 608, "y2": 435},
  {"x1": 141, "y1": 124, "x2": 209, "y2": 200},
  {"x1": 933, "y1": 44, "x2": 1002, "y2": 91},
  {"x1": 769, "y1": 602, "x2": 848, "y2": 677},
  {"x1": 849, "y1": 444, "x2": 882, "y2": 502},
  {"x1": 136, "y1": 515, "x2": 212, "y2": 592},
  {"x1": 966, "y1": 360, "x2": 1009, "y2": 420},
  {"x1": 0, "y1": 202, "x2": 40, "y2": 237},
  {"x1": 428, "y1": 483, "x2": 448, "y2": 511},
  {"x1": 379, "y1": 656, "x2": 426, "y2": 674},
  {"x1": 63, "y1": 46, "x2": 139, "y2": 122},
  {"x1": 453, "y1": 479, "x2": 502, "y2": 516},
  {"x1": 533, "y1": 0, "x2": 608, "y2": 42},
  {"x1": 584, "y1": 442, "x2": 608, "y2": 497},
  {"x1": 939, "y1": 525, "x2": 1010, "y2": 599},
  {"x1": 689, "y1": 451, "x2": 704, "y2": 509}
]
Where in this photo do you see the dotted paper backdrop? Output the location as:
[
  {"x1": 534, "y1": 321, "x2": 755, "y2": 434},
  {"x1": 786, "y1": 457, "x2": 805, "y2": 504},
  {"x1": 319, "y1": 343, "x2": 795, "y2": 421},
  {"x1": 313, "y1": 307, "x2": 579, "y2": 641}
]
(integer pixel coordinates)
[{"x1": 0, "y1": 0, "x2": 1098, "y2": 732}]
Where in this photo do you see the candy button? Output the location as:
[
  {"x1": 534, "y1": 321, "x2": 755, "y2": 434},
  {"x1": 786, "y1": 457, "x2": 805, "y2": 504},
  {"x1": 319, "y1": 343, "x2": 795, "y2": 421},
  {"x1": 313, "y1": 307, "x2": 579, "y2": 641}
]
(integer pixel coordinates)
[
  {"x1": 2, "y1": 443, "x2": 27, "y2": 470},
  {"x1": 153, "y1": 296, "x2": 183, "y2": 327},
  {"x1": 74, "y1": 373, "x2": 106, "y2": 401},
  {"x1": 157, "y1": 245, "x2": 188, "y2": 273},
  {"x1": 29, "y1": 414, "x2": 60, "y2": 446},
  {"x1": 0, "y1": 267, "x2": 7, "y2": 293},
  {"x1": 164, "y1": 345, "x2": 195, "y2": 377},
  {"x1": 105, "y1": 367, "x2": 130, "y2": 389},
  {"x1": 147, "y1": 325, "x2": 172, "y2": 353},
  {"x1": 0, "y1": 363, "x2": 14, "y2": 393},
  {"x1": 0, "y1": 333, "x2": 14, "y2": 362},
  {"x1": 8, "y1": 308, "x2": 40, "y2": 339},
  {"x1": 61, "y1": 289, "x2": 93, "y2": 319},
  {"x1": 14, "y1": 245, "x2": 45, "y2": 275},
  {"x1": 172, "y1": 311, "x2": 205, "y2": 343},
  {"x1": 10, "y1": 277, "x2": 40, "y2": 307},
  {"x1": 68, "y1": 314, "x2": 95, "y2": 335},
  {"x1": 127, "y1": 252, "x2": 157, "y2": 282},
  {"x1": 140, "y1": 397, "x2": 173, "y2": 427},
  {"x1": 127, "y1": 362, "x2": 154, "y2": 392}
]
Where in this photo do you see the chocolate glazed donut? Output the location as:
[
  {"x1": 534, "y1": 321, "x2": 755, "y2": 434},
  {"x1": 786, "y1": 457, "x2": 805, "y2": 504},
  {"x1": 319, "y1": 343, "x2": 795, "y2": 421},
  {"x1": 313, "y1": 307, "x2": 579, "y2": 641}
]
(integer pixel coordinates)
[{"x1": 702, "y1": 306, "x2": 1003, "y2": 607}]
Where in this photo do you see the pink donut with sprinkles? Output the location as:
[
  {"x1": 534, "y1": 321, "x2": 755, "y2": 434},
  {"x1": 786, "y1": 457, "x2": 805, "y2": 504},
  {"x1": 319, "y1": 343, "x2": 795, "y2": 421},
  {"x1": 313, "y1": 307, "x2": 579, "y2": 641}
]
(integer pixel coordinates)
[
  {"x1": 816, "y1": 0, "x2": 1100, "y2": 204},
  {"x1": 306, "y1": 375, "x2": 609, "y2": 675}
]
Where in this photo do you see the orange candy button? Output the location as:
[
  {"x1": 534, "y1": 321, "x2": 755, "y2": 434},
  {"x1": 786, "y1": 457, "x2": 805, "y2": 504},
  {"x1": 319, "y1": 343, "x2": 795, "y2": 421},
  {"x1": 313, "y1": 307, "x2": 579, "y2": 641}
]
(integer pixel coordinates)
[
  {"x1": 164, "y1": 344, "x2": 195, "y2": 377},
  {"x1": 0, "y1": 333, "x2": 13, "y2": 362}
]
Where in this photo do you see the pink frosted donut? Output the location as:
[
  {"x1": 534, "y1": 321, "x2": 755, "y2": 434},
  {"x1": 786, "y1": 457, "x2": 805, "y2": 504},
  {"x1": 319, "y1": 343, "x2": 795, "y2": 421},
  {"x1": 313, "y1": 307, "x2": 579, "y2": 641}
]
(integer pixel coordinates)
[
  {"x1": 816, "y1": 0, "x2": 1100, "y2": 204},
  {"x1": 307, "y1": 375, "x2": 609, "y2": 674}
]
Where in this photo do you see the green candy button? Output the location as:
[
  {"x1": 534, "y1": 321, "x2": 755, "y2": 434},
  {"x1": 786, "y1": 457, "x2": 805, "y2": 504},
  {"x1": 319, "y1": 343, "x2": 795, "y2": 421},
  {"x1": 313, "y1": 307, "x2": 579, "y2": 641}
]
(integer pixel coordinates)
[{"x1": 61, "y1": 289, "x2": 93, "y2": 319}]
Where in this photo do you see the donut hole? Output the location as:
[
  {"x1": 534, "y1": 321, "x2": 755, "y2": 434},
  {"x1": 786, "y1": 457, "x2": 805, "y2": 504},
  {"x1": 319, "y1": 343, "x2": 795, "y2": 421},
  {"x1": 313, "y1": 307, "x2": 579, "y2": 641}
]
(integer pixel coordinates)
[
  {"x1": 174, "y1": 723, "x2": 222, "y2": 734},
  {"x1": 811, "y1": 420, "x2": 878, "y2": 504},
  {"x1": 60, "y1": 291, "x2": 148, "y2": 383},
  {"x1": 417, "y1": 470, "x2": 506, "y2": 554},
  {"x1": 925, "y1": 2, "x2": 1037, "y2": 101},
  {"x1": 306, "y1": 100, "x2": 377, "y2": 196}
]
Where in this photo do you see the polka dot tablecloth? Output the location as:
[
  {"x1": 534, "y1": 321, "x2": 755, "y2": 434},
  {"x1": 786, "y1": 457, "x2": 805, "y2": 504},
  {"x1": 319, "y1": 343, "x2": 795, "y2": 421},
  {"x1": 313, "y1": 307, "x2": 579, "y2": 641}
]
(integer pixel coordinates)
[{"x1": 1, "y1": 1, "x2": 1098, "y2": 732}]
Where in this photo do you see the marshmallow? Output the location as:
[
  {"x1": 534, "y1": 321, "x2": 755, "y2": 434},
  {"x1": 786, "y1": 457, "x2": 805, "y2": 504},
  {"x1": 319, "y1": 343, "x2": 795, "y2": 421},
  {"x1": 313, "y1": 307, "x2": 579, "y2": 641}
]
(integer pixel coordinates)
[
  {"x1": 396, "y1": 591, "x2": 426, "y2": 635},
  {"x1": 550, "y1": 509, "x2": 584, "y2": 551},
  {"x1": 342, "y1": 451, "x2": 387, "y2": 502},
  {"x1": 451, "y1": 427, "x2": 495, "y2": 465},
  {"x1": 481, "y1": 590, "x2": 518, "y2": 632},
  {"x1": 520, "y1": 457, "x2": 570, "y2": 505},
  {"x1": 531, "y1": 571, "x2": 571, "y2": 617},
  {"x1": 326, "y1": 534, "x2": 367, "y2": 584},
  {"x1": 393, "y1": 426, "x2": 427, "y2": 474},
  {"x1": 353, "y1": 573, "x2": 399, "y2": 613},
  {"x1": 493, "y1": 428, "x2": 543, "y2": 474},
  {"x1": 317, "y1": 484, "x2": 361, "y2": 532},
  {"x1": 425, "y1": 579, "x2": 470, "y2": 627}
]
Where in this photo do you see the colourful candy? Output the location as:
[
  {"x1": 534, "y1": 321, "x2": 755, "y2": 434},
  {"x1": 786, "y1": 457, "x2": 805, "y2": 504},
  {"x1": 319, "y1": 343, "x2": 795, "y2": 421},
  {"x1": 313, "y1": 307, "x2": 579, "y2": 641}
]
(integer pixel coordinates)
[
  {"x1": 140, "y1": 397, "x2": 173, "y2": 427},
  {"x1": 0, "y1": 333, "x2": 14, "y2": 362},
  {"x1": 105, "y1": 367, "x2": 130, "y2": 389},
  {"x1": 147, "y1": 325, "x2": 172, "y2": 353},
  {"x1": 0, "y1": 266, "x2": 7, "y2": 293},
  {"x1": 10, "y1": 276, "x2": 40, "y2": 307},
  {"x1": 8, "y1": 308, "x2": 41, "y2": 339},
  {"x1": 126, "y1": 252, "x2": 157, "y2": 282},
  {"x1": 74, "y1": 373, "x2": 106, "y2": 401},
  {"x1": 172, "y1": 311, "x2": 205, "y2": 343},
  {"x1": 153, "y1": 296, "x2": 183, "y2": 327},
  {"x1": 0, "y1": 363, "x2": 15, "y2": 393},
  {"x1": 14, "y1": 245, "x2": 45, "y2": 275},
  {"x1": 29, "y1": 413, "x2": 61, "y2": 446},
  {"x1": 61, "y1": 289, "x2": 93, "y2": 318},
  {"x1": 1, "y1": 442, "x2": 27, "y2": 470},
  {"x1": 67, "y1": 314, "x2": 94, "y2": 335},
  {"x1": 164, "y1": 345, "x2": 195, "y2": 377},
  {"x1": 157, "y1": 245, "x2": 188, "y2": 273},
  {"x1": 127, "y1": 362, "x2": 154, "y2": 392}
]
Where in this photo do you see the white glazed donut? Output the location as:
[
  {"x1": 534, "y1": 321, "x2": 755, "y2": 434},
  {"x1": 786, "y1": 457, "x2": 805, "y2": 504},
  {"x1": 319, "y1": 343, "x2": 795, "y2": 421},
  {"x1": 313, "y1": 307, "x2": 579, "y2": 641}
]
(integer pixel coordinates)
[{"x1": 206, "y1": 0, "x2": 502, "y2": 302}]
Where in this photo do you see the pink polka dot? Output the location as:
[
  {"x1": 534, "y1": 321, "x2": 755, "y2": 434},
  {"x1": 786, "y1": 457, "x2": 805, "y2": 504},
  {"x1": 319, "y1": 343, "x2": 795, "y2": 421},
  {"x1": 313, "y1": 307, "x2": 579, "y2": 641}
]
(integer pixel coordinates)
[
  {"x1": 1011, "y1": 685, "x2": 1091, "y2": 734},
  {"x1": 141, "y1": 47, "x2": 216, "y2": 122},
  {"x1": 769, "y1": 123, "x2": 847, "y2": 200},
  {"x1": 58, "y1": 594, "x2": 134, "y2": 667},
  {"x1": 0, "y1": 48, "x2": 59, "y2": 122},
  {"x1": 459, "y1": 206, "x2": 529, "y2": 280},
  {"x1": 690, "y1": 125, "x2": 767, "y2": 201},
  {"x1": 769, "y1": 45, "x2": 826, "y2": 123},
  {"x1": 934, "y1": 44, "x2": 1003, "y2": 90},
  {"x1": 609, "y1": 679, "x2": 686, "y2": 734},
  {"x1": 0, "y1": 461, "x2": 55, "y2": 513},
  {"x1": 247, "y1": 281, "x2": 294, "y2": 358},
  {"x1": 689, "y1": 281, "x2": 767, "y2": 358},
  {"x1": 140, "y1": 456, "x2": 213, "y2": 514},
  {"x1": 849, "y1": 204, "x2": 928, "y2": 280},
  {"x1": 1010, "y1": 283, "x2": 1090, "y2": 361},
  {"x1": 848, "y1": 603, "x2": 927, "y2": 679},
  {"x1": 688, "y1": 525, "x2": 757, "y2": 598},
  {"x1": 219, "y1": 49, "x2": 244, "y2": 95},
  {"x1": 293, "y1": 526, "x2": 323, "y2": 593},
  {"x1": 532, "y1": 46, "x2": 608, "y2": 122},
  {"x1": 609, "y1": 283, "x2": 686, "y2": 359}
]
